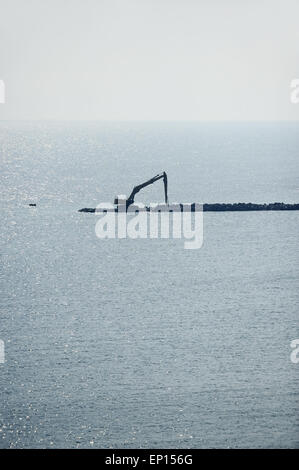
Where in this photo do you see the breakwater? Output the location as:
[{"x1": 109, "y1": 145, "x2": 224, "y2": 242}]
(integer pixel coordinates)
[{"x1": 79, "y1": 202, "x2": 299, "y2": 213}]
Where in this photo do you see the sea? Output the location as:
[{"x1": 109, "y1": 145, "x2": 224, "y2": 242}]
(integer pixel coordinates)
[{"x1": 0, "y1": 121, "x2": 298, "y2": 448}]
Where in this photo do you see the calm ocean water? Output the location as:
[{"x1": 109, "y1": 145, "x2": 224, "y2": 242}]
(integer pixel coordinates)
[{"x1": 0, "y1": 121, "x2": 298, "y2": 448}]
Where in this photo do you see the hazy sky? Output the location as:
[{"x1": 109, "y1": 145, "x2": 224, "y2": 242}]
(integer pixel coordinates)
[{"x1": 0, "y1": 0, "x2": 299, "y2": 120}]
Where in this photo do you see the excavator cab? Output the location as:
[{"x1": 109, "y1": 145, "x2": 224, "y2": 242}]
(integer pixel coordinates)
[{"x1": 113, "y1": 195, "x2": 127, "y2": 207}]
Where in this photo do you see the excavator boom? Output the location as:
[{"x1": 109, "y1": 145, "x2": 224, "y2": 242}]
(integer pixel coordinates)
[{"x1": 125, "y1": 171, "x2": 168, "y2": 208}]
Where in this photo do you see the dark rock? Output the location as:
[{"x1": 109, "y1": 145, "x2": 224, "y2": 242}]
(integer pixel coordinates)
[
  {"x1": 78, "y1": 203, "x2": 299, "y2": 213},
  {"x1": 78, "y1": 208, "x2": 96, "y2": 213}
]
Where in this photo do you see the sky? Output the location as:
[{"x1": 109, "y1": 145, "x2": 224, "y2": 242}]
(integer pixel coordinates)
[{"x1": 0, "y1": 0, "x2": 299, "y2": 120}]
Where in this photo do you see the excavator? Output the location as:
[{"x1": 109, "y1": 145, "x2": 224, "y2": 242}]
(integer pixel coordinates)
[{"x1": 114, "y1": 171, "x2": 168, "y2": 210}]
